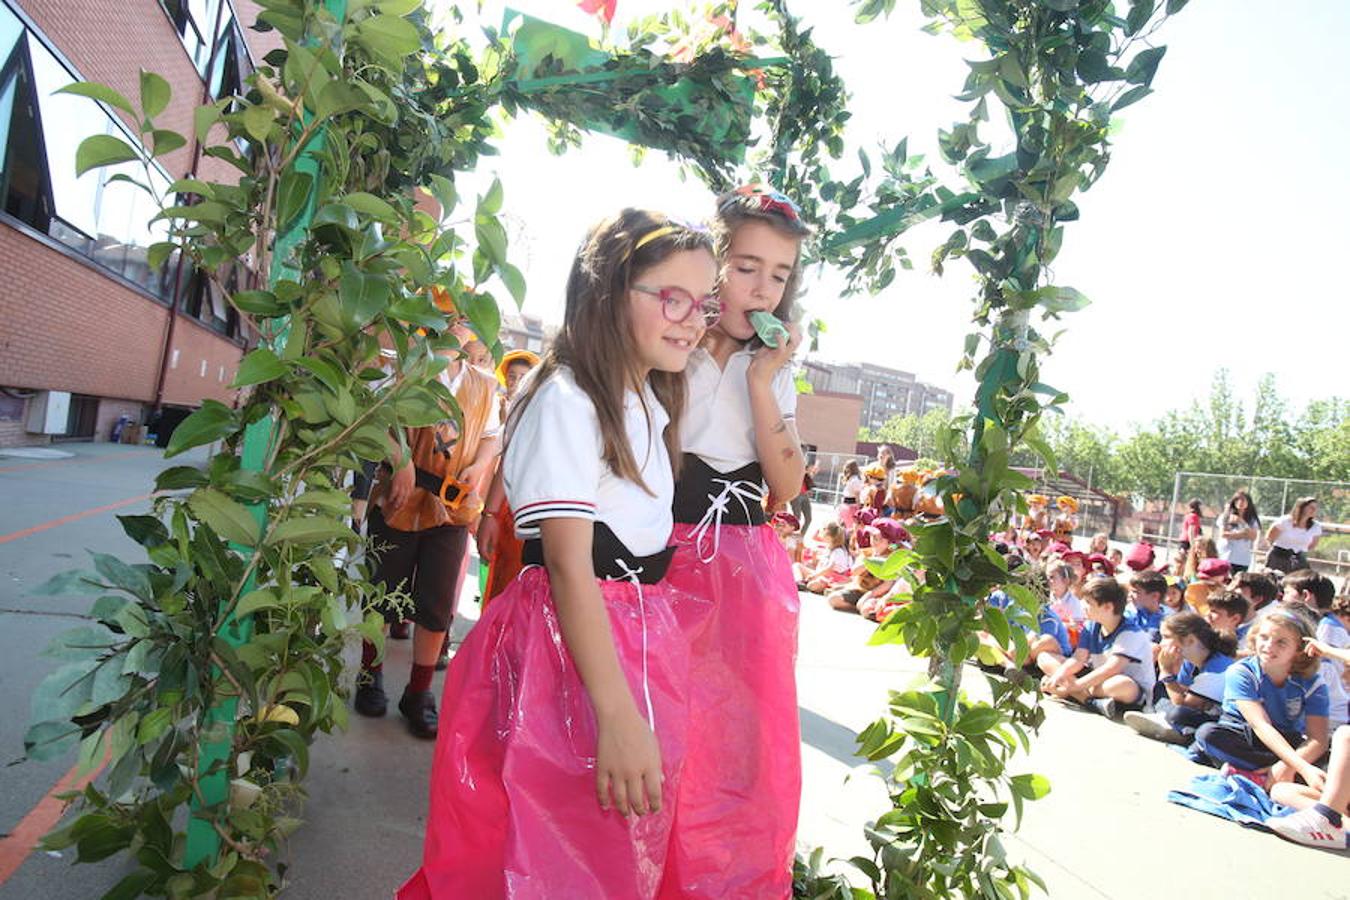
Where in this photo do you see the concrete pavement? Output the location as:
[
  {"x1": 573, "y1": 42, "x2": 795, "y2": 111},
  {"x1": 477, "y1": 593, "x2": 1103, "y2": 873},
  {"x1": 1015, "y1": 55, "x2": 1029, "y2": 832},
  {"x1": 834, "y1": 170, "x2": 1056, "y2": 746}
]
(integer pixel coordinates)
[{"x1": 1, "y1": 458, "x2": 1346, "y2": 899}]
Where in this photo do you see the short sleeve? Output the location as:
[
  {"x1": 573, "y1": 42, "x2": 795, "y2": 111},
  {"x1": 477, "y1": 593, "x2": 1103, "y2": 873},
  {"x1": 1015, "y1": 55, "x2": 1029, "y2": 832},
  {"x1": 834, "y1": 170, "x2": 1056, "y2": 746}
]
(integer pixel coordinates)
[
  {"x1": 503, "y1": 374, "x2": 602, "y2": 533},
  {"x1": 1225, "y1": 660, "x2": 1261, "y2": 704},
  {"x1": 1189, "y1": 669, "x2": 1228, "y2": 704},
  {"x1": 1177, "y1": 661, "x2": 1197, "y2": 688},
  {"x1": 1305, "y1": 679, "x2": 1331, "y2": 718},
  {"x1": 1111, "y1": 629, "x2": 1151, "y2": 664},
  {"x1": 772, "y1": 367, "x2": 798, "y2": 419}
]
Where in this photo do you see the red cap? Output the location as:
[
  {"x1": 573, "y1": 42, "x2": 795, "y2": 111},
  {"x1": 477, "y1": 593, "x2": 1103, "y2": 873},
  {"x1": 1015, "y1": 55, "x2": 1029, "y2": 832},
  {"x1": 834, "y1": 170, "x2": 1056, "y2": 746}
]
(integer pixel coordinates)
[
  {"x1": 1088, "y1": 552, "x2": 1116, "y2": 576},
  {"x1": 1126, "y1": 542, "x2": 1155, "y2": 571},
  {"x1": 873, "y1": 517, "x2": 912, "y2": 546},
  {"x1": 1198, "y1": 558, "x2": 1231, "y2": 579},
  {"x1": 771, "y1": 511, "x2": 800, "y2": 531},
  {"x1": 1061, "y1": 549, "x2": 1086, "y2": 563},
  {"x1": 857, "y1": 508, "x2": 878, "y2": 527}
]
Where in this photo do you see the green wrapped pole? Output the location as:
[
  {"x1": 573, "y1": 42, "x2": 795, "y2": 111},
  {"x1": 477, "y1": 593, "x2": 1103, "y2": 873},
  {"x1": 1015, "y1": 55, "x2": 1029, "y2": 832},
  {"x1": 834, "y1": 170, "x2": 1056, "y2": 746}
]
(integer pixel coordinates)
[{"x1": 185, "y1": 0, "x2": 348, "y2": 868}]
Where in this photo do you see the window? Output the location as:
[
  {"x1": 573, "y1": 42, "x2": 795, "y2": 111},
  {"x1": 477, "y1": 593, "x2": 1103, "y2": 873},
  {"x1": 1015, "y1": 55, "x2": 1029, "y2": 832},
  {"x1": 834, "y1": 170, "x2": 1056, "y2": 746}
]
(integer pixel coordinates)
[
  {"x1": 181, "y1": 261, "x2": 242, "y2": 338},
  {"x1": 0, "y1": 3, "x2": 180, "y2": 300},
  {"x1": 163, "y1": 0, "x2": 252, "y2": 100}
]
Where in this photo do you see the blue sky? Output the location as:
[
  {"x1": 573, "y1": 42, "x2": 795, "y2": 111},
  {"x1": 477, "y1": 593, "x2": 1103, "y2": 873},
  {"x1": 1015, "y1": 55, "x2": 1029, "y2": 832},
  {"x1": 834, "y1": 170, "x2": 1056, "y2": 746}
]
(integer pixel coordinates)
[{"x1": 442, "y1": 1, "x2": 1350, "y2": 431}]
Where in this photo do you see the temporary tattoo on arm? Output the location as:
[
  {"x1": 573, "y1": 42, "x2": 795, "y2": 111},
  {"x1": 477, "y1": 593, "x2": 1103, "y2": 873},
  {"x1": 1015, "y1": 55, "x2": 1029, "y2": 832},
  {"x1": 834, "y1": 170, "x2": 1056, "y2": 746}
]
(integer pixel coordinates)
[{"x1": 780, "y1": 447, "x2": 797, "y2": 461}]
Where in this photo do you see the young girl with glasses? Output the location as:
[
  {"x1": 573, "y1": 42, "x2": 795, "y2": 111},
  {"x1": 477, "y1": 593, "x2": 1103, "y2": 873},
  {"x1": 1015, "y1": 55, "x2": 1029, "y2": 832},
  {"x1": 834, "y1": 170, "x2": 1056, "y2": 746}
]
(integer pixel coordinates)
[
  {"x1": 399, "y1": 210, "x2": 716, "y2": 898},
  {"x1": 660, "y1": 184, "x2": 811, "y2": 898}
]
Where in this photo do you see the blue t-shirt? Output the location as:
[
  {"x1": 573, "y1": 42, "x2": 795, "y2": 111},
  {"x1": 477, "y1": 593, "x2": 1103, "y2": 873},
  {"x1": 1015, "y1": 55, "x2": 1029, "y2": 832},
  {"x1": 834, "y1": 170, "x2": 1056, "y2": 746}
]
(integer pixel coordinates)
[
  {"x1": 1219, "y1": 656, "x2": 1329, "y2": 733},
  {"x1": 1078, "y1": 617, "x2": 1156, "y2": 696},
  {"x1": 1235, "y1": 619, "x2": 1252, "y2": 647},
  {"x1": 1127, "y1": 603, "x2": 1166, "y2": 642},
  {"x1": 988, "y1": 590, "x2": 1072, "y2": 656},
  {"x1": 1178, "y1": 653, "x2": 1236, "y2": 704}
]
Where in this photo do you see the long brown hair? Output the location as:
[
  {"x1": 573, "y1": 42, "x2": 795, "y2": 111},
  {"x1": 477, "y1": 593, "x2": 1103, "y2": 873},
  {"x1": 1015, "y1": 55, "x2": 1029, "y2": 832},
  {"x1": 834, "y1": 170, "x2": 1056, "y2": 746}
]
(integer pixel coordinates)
[
  {"x1": 506, "y1": 209, "x2": 714, "y2": 492},
  {"x1": 714, "y1": 185, "x2": 812, "y2": 325},
  {"x1": 1289, "y1": 496, "x2": 1318, "y2": 528}
]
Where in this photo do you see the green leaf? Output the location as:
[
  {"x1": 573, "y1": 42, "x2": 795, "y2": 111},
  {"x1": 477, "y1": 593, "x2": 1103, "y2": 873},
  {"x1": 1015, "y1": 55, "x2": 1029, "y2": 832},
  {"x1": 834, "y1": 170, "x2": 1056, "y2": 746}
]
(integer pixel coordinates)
[
  {"x1": 354, "y1": 14, "x2": 421, "y2": 68},
  {"x1": 150, "y1": 128, "x2": 187, "y2": 157},
  {"x1": 1033, "y1": 285, "x2": 1091, "y2": 314},
  {"x1": 479, "y1": 177, "x2": 503, "y2": 216},
  {"x1": 276, "y1": 170, "x2": 314, "y2": 231},
  {"x1": 56, "y1": 82, "x2": 136, "y2": 117},
  {"x1": 1010, "y1": 772, "x2": 1052, "y2": 800},
  {"x1": 268, "y1": 517, "x2": 350, "y2": 546},
  {"x1": 23, "y1": 720, "x2": 81, "y2": 761},
  {"x1": 1126, "y1": 0, "x2": 1156, "y2": 35},
  {"x1": 955, "y1": 705, "x2": 1003, "y2": 735},
  {"x1": 344, "y1": 191, "x2": 400, "y2": 222},
  {"x1": 242, "y1": 104, "x2": 275, "y2": 142},
  {"x1": 31, "y1": 569, "x2": 99, "y2": 597},
  {"x1": 116, "y1": 513, "x2": 167, "y2": 547},
  {"x1": 74, "y1": 134, "x2": 139, "y2": 177},
  {"x1": 461, "y1": 289, "x2": 501, "y2": 346},
  {"x1": 425, "y1": 173, "x2": 457, "y2": 217},
  {"x1": 235, "y1": 588, "x2": 281, "y2": 618},
  {"x1": 1112, "y1": 85, "x2": 1152, "y2": 111},
  {"x1": 231, "y1": 289, "x2": 286, "y2": 317},
  {"x1": 30, "y1": 659, "x2": 98, "y2": 722},
  {"x1": 497, "y1": 262, "x2": 526, "y2": 307},
  {"x1": 232, "y1": 348, "x2": 287, "y2": 387},
  {"x1": 155, "y1": 465, "x2": 209, "y2": 491},
  {"x1": 104, "y1": 869, "x2": 157, "y2": 900},
  {"x1": 165, "y1": 400, "x2": 237, "y2": 457},
  {"x1": 1125, "y1": 46, "x2": 1167, "y2": 87},
  {"x1": 983, "y1": 604, "x2": 1012, "y2": 648},
  {"x1": 187, "y1": 488, "x2": 261, "y2": 547},
  {"x1": 91, "y1": 552, "x2": 152, "y2": 601},
  {"x1": 139, "y1": 70, "x2": 171, "y2": 120},
  {"x1": 194, "y1": 101, "x2": 226, "y2": 142}
]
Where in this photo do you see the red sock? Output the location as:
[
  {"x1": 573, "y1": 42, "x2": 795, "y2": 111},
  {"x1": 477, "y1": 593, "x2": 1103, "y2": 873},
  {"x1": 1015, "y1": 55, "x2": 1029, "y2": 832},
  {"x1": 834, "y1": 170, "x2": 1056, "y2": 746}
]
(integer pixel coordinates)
[
  {"x1": 408, "y1": 662, "x2": 435, "y2": 694},
  {"x1": 360, "y1": 640, "x2": 381, "y2": 673}
]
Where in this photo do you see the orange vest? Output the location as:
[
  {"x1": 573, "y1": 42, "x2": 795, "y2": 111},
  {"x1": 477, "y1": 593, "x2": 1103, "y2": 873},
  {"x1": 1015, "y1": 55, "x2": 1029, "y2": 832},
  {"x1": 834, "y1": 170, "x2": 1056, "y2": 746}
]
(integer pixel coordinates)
[{"x1": 374, "y1": 363, "x2": 497, "y2": 532}]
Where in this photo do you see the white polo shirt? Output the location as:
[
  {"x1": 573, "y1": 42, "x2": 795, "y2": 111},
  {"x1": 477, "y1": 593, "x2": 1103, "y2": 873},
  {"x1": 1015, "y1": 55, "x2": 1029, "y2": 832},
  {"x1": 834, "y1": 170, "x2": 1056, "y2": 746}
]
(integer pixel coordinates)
[
  {"x1": 681, "y1": 346, "x2": 797, "y2": 473},
  {"x1": 503, "y1": 367, "x2": 673, "y2": 557}
]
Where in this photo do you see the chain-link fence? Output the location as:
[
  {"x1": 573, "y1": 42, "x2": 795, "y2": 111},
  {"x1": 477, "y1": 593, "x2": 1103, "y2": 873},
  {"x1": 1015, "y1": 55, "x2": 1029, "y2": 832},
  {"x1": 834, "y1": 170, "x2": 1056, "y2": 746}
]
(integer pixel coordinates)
[{"x1": 1141, "y1": 472, "x2": 1350, "y2": 576}]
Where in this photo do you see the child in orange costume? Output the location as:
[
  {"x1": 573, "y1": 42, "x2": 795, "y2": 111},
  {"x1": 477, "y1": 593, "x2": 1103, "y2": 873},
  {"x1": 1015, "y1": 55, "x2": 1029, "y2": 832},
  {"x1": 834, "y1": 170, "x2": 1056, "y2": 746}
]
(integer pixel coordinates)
[{"x1": 476, "y1": 349, "x2": 540, "y2": 606}]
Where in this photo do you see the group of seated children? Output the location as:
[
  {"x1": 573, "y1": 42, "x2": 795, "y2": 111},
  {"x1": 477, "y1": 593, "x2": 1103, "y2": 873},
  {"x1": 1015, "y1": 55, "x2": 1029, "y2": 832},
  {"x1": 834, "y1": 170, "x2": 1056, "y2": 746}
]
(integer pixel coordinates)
[{"x1": 1021, "y1": 552, "x2": 1350, "y2": 850}]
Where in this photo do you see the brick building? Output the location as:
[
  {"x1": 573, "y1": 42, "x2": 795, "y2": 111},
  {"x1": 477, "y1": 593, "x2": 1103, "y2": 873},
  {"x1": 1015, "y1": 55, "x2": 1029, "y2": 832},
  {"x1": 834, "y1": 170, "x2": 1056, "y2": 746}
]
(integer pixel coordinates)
[
  {"x1": 801, "y1": 359, "x2": 954, "y2": 433},
  {"x1": 0, "y1": 0, "x2": 278, "y2": 447}
]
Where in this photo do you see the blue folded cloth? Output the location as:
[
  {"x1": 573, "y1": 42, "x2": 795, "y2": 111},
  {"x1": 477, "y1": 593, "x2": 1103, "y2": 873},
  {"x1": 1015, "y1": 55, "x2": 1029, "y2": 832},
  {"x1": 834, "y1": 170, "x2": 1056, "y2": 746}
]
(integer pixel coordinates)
[{"x1": 1167, "y1": 773, "x2": 1290, "y2": 829}]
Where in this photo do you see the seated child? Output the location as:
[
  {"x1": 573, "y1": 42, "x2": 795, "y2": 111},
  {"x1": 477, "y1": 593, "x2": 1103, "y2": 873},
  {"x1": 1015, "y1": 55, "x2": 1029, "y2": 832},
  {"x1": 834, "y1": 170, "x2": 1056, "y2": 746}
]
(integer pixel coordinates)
[
  {"x1": 1231, "y1": 570, "x2": 1279, "y2": 629},
  {"x1": 1205, "y1": 591, "x2": 1250, "y2": 643},
  {"x1": 826, "y1": 526, "x2": 893, "y2": 615},
  {"x1": 858, "y1": 572, "x2": 914, "y2": 622},
  {"x1": 1282, "y1": 568, "x2": 1336, "y2": 610},
  {"x1": 980, "y1": 588, "x2": 1072, "y2": 674},
  {"x1": 1163, "y1": 575, "x2": 1194, "y2": 618},
  {"x1": 1124, "y1": 612, "x2": 1235, "y2": 745},
  {"x1": 771, "y1": 511, "x2": 803, "y2": 563},
  {"x1": 1046, "y1": 562, "x2": 1086, "y2": 630},
  {"x1": 1192, "y1": 605, "x2": 1330, "y2": 786},
  {"x1": 1127, "y1": 571, "x2": 1168, "y2": 642},
  {"x1": 1268, "y1": 723, "x2": 1350, "y2": 850},
  {"x1": 1037, "y1": 577, "x2": 1156, "y2": 719},
  {"x1": 1312, "y1": 587, "x2": 1350, "y2": 731},
  {"x1": 1107, "y1": 547, "x2": 1124, "y2": 572},
  {"x1": 1125, "y1": 541, "x2": 1156, "y2": 574},
  {"x1": 793, "y1": 521, "x2": 852, "y2": 594}
]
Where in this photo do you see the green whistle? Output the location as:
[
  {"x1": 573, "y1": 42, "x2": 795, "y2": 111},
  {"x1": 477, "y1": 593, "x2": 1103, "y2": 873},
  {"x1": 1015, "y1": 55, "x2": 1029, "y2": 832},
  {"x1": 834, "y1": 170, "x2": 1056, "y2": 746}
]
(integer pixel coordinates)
[{"x1": 748, "y1": 310, "x2": 788, "y2": 348}]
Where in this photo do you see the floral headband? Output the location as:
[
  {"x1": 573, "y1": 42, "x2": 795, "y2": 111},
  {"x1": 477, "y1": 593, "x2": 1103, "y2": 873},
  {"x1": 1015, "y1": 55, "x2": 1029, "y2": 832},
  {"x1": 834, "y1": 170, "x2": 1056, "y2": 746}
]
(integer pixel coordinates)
[{"x1": 721, "y1": 183, "x2": 802, "y2": 222}]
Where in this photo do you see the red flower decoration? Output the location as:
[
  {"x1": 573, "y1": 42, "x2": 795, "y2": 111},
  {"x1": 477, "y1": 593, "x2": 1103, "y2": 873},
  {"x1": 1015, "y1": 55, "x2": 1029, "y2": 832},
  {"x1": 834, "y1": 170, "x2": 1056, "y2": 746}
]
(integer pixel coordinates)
[{"x1": 578, "y1": 0, "x2": 616, "y2": 24}]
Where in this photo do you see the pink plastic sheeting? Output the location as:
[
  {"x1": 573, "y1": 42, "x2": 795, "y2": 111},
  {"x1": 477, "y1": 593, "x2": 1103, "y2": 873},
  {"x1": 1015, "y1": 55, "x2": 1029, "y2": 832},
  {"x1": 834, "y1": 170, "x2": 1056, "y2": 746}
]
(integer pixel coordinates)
[
  {"x1": 659, "y1": 523, "x2": 802, "y2": 899},
  {"x1": 398, "y1": 566, "x2": 690, "y2": 899}
]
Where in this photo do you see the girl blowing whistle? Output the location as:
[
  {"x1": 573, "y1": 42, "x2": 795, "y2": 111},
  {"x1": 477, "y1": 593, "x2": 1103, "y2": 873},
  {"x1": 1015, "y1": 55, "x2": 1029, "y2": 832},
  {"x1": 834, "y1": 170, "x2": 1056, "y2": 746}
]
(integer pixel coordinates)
[
  {"x1": 659, "y1": 184, "x2": 810, "y2": 899},
  {"x1": 399, "y1": 210, "x2": 719, "y2": 899}
]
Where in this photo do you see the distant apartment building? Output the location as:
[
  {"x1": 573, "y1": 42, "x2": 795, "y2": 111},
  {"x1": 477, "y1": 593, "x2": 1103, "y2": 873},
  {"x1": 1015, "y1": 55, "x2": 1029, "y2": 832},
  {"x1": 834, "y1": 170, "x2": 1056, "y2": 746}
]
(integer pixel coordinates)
[
  {"x1": 498, "y1": 312, "x2": 550, "y2": 355},
  {"x1": 0, "y1": 1, "x2": 277, "y2": 447},
  {"x1": 801, "y1": 359, "x2": 955, "y2": 433}
]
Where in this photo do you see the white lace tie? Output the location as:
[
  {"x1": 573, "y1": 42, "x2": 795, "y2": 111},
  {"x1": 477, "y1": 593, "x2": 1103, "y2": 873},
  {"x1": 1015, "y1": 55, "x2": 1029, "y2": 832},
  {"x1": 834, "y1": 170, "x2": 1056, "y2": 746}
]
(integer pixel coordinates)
[
  {"x1": 689, "y1": 478, "x2": 765, "y2": 563},
  {"x1": 613, "y1": 558, "x2": 656, "y2": 730}
]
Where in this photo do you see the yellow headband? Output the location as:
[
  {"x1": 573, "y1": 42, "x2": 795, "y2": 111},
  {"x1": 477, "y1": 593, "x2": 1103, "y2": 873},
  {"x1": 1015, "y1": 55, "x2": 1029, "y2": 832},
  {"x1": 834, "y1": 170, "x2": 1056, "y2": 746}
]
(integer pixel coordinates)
[{"x1": 632, "y1": 224, "x2": 678, "y2": 254}]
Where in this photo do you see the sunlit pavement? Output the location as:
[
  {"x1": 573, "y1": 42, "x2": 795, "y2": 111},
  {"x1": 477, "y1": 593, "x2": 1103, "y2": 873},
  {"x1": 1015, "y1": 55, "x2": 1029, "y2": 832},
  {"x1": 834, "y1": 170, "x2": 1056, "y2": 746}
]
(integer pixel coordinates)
[{"x1": 3, "y1": 474, "x2": 1346, "y2": 899}]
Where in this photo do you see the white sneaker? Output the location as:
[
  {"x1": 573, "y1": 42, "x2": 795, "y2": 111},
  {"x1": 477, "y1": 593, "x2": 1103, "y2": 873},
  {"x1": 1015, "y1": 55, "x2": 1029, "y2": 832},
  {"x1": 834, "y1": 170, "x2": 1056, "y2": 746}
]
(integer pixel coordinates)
[
  {"x1": 1123, "y1": 711, "x2": 1188, "y2": 745},
  {"x1": 1267, "y1": 807, "x2": 1348, "y2": 850}
]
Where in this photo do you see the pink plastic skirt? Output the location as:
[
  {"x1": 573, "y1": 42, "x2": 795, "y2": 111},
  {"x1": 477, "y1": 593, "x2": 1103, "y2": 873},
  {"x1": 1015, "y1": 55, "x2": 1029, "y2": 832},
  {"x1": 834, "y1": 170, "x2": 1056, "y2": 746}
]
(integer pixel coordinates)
[
  {"x1": 658, "y1": 523, "x2": 802, "y2": 899},
  {"x1": 398, "y1": 566, "x2": 689, "y2": 899}
]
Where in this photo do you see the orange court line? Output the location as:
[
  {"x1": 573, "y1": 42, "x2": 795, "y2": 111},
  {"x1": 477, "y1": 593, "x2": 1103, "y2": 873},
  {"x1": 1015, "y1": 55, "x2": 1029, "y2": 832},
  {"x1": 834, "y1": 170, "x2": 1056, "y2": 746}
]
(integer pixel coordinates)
[
  {"x1": 0, "y1": 754, "x2": 108, "y2": 886},
  {"x1": 0, "y1": 493, "x2": 157, "y2": 546},
  {"x1": 0, "y1": 449, "x2": 144, "y2": 474}
]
